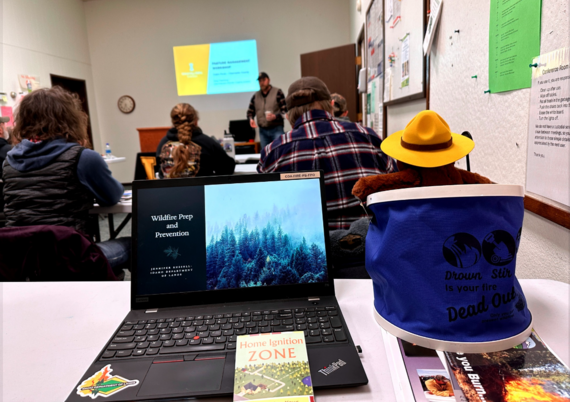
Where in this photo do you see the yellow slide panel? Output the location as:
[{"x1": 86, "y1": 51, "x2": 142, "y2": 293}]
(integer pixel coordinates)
[{"x1": 173, "y1": 44, "x2": 210, "y2": 96}]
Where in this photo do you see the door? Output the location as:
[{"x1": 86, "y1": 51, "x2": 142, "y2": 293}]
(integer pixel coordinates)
[
  {"x1": 50, "y1": 74, "x2": 94, "y2": 148},
  {"x1": 300, "y1": 44, "x2": 358, "y2": 123}
]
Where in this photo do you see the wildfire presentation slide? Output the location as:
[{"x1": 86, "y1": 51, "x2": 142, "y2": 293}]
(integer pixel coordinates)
[{"x1": 173, "y1": 39, "x2": 259, "y2": 96}]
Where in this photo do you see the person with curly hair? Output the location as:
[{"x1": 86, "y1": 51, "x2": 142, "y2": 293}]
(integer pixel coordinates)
[
  {"x1": 156, "y1": 103, "x2": 235, "y2": 178},
  {"x1": 2, "y1": 86, "x2": 130, "y2": 272}
]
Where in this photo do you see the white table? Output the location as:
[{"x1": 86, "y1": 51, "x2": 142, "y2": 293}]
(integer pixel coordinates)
[
  {"x1": 103, "y1": 156, "x2": 126, "y2": 164},
  {"x1": 90, "y1": 200, "x2": 132, "y2": 215},
  {"x1": 234, "y1": 164, "x2": 258, "y2": 174},
  {"x1": 235, "y1": 153, "x2": 260, "y2": 164},
  {"x1": 90, "y1": 201, "x2": 132, "y2": 241},
  {"x1": 2, "y1": 279, "x2": 568, "y2": 402}
]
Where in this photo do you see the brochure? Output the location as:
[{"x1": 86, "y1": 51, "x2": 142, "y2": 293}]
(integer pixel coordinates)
[
  {"x1": 234, "y1": 331, "x2": 314, "y2": 402},
  {"x1": 444, "y1": 331, "x2": 570, "y2": 401}
]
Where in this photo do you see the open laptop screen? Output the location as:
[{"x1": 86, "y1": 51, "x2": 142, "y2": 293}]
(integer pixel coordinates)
[{"x1": 135, "y1": 176, "x2": 328, "y2": 297}]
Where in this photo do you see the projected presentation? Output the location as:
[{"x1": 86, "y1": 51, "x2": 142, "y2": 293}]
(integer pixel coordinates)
[{"x1": 173, "y1": 39, "x2": 259, "y2": 96}]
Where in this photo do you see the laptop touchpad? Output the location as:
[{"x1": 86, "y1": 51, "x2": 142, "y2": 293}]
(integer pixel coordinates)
[{"x1": 138, "y1": 360, "x2": 225, "y2": 397}]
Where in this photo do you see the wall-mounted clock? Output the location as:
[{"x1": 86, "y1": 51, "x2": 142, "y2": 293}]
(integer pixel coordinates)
[{"x1": 118, "y1": 95, "x2": 135, "y2": 114}]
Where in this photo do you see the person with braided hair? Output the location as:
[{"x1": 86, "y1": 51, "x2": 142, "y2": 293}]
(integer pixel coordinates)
[{"x1": 156, "y1": 103, "x2": 235, "y2": 178}]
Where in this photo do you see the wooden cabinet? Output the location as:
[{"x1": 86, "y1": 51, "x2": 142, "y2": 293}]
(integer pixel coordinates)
[{"x1": 137, "y1": 127, "x2": 170, "y2": 153}]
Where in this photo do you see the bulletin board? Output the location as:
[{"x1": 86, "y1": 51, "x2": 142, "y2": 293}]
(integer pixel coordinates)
[
  {"x1": 383, "y1": 0, "x2": 426, "y2": 105},
  {"x1": 428, "y1": 0, "x2": 570, "y2": 230},
  {"x1": 365, "y1": 0, "x2": 384, "y2": 133}
]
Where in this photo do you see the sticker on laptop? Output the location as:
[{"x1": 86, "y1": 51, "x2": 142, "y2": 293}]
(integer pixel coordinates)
[
  {"x1": 280, "y1": 172, "x2": 320, "y2": 180},
  {"x1": 76, "y1": 364, "x2": 139, "y2": 399}
]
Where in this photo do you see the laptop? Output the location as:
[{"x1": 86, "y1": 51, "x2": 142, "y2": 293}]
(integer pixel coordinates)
[
  {"x1": 229, "y1": 119, "x2": 256, "y2": 142},
  {"x1": 67, "y1": 171, "x2": 368, "y2": 401}
]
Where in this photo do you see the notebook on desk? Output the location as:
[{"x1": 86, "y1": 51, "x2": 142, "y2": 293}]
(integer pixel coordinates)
[{"x1": 67, "y1": 171, "x2": 367, "y2": 401}]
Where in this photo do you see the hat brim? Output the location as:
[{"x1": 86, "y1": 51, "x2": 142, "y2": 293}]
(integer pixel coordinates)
[
  {"x1": 0, "y1": 117, "x2": 10, "y2": 123},
  {"x1": 381, "y1": 130, "x2": 474, "y2": 168}
]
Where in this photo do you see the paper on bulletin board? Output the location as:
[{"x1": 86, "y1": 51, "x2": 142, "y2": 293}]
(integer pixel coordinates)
[
  {"x1": 384, "y1": 68, "x2": 393, "y2": 102},
  {"x1": 401, "y1": 33, "x2": 410, "y2": 88},
  {"x1": 367, "y1": 77, "x2": 383, "y2": 133},
  {"x1": 423, "y1": 0, "x2": 442, "y2": 56},
  {"x1": 526, "y1": 47, "x2": 570, "y2": 207},
  {"x1": 386, "y1": 0, "x2": 393, "y2": 23},
  {"x1": 367, "y1": 0, "x2": 384, "y2": 83},
  {"x1": 18, "y1": 74, "x2": 40, "y2": 92},
  {"x1": 390, "y1": 0, "x2": 402, "y2": 28},
  {"x1": 489, "y1": 0, "x2": 541, "y2": 93}
]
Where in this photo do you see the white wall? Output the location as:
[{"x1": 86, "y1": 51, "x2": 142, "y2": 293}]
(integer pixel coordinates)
[
  {"x1": 84, "y1": 0, "x2": 352, "y2": 182},
  {"x1": 1, "y1": 0, "x2": 102, "y2": 152},
  {"x1": 349, "y1": 0, "x2": 369, "y2": 44}
]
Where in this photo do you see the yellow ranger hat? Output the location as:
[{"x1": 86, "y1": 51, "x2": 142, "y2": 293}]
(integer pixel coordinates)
[{"x1": 381, "y1": 110, "x2": 474, "y2": 168}]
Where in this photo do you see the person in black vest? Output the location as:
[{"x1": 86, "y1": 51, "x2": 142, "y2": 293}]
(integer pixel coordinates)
[
  {"x1": 155, "y1": 103, "x2": 236, "y2": 178},
  {"x1": 0, "y1": 117, "x2": 12, "y2": 218},
  {"x1": 2, "y1": 86, "x2": 130, "y2": 271},
  {"x1": 246, "y1": 72, "x2": 288, "y2": 150},
  {"x1": 0, "y1": 117, "x2": 12, "y2": 167}
]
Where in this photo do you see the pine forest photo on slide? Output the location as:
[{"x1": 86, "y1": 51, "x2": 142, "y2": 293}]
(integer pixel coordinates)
[{"x1": 205, "y1": 180, "x2": 328, "y2": 290}]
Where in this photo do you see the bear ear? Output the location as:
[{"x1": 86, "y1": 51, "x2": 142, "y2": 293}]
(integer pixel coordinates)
[{"x1": 352, "y1": 170, "x2": 421, "y2": 200}]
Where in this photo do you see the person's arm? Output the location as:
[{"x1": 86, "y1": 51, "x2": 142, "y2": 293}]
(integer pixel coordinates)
[
  {"x1": 247, "y1": 94, "x2": 258, "y2": 128},
  {"x1": 247, "y1": 94, "x2": 256, "y2": 120},
  {"x1": 77, "y1": 149, "x2": 124, "y2": 206},
  {"x1": 277, "y1": 89, "x2": 287, "y2": 116}
]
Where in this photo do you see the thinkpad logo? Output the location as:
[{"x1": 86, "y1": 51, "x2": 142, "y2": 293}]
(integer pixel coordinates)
[{"x1": 318, "y1": 359, "x2": 347, "y2": 376}]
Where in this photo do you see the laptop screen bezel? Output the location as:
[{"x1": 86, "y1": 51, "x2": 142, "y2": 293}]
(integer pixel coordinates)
[{"x1": 130, "y1": 171, "x2": 336, "y2": 310}]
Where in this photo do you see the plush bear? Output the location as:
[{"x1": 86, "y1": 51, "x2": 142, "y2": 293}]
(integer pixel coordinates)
[
  {"x1": 332, "y1": 110, "x2": 492, "y2": 277},
  {"x1": 353, "y1": 110, "x2": 492, "y2": 201},
  {"x1": 353, "y1": 161, "x2": 492, "y2": 201}
]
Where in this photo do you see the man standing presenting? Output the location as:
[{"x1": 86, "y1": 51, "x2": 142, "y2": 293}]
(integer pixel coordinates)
[
  {"x1": 257, "y1": 77, "x2": 394, "y2": 230},
  {"x1": 247, "y1": 72, "x2": 287, "y2": 149}
]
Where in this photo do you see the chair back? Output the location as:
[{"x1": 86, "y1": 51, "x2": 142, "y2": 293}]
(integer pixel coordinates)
[
  {"x1": 134, "y1": 152, "x2": 157, "y2": 180},
  {"x1": 0, "y1": 225, "x2": 118, "y2": 281}
]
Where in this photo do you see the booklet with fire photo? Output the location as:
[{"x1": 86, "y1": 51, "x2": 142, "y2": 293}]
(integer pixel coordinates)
[
  {"x1": 233, "y1": 332, "x2": 314, "y2": 402},
  {"x1": 444, "y1": 331, "x2": 570, "y2": 401}
]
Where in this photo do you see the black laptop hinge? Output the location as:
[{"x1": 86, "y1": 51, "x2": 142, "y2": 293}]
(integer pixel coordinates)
[
  {"x1": 146, "y1": 309, "x2": 158, "y2": 313},
  {"x1": 308, "y1": 297, "x2": 320, "y2": 301}
]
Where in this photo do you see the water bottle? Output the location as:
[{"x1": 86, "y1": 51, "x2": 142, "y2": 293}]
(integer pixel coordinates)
[
  {"x1": 105, "y1": 143, "x2": 113, "y2": 159},
  {"x1": 222, "y1": 131, "x2": 235, "y2": 159}
]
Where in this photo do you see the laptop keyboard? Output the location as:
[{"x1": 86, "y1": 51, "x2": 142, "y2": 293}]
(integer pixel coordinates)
[{"x1": 101, "y1": 306, "x2": 347, "y2": 360}]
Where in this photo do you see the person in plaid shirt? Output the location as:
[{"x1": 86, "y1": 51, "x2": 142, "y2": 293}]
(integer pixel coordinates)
[{"x1": 257, "y1": 77, "x2": 395, "y2": 230}]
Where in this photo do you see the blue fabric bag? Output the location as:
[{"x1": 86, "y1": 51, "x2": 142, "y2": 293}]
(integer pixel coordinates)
[{"x1": 366, "y1": 184, "x2": 532, "y2": 352}]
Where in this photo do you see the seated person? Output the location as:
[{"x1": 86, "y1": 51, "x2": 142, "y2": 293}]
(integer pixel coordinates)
[
  {"x1": 331, "y1": 93, "x2": 351, "y2": 122},
  {"x1": 0, "y1": 117, "x2": 12, "y2": 215},
  {"x1": 257, "y1": 77, "x2": 395, "y2": 230},
  {"x1": 156, "y1": 103, "x2": 236, "y2": 178},
  {"x1": 2, "y1": 86, "x2": 130, "y2": 271}
]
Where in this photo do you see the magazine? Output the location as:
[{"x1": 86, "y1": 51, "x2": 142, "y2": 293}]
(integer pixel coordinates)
[
  {"x1": 233, "y1": 331, "x2": 314, "y2": 402},
  {"x1": 444, "y1": 331, "x2": 570, "y2": 401}
]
